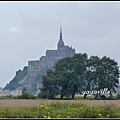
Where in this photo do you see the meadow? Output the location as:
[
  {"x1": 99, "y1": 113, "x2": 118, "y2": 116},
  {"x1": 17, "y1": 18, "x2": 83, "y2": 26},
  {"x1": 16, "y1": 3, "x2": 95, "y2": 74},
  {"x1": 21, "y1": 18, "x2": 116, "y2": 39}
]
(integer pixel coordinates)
[{"x1": 0, "y1": 99, "x2": 120, "y2": 118}]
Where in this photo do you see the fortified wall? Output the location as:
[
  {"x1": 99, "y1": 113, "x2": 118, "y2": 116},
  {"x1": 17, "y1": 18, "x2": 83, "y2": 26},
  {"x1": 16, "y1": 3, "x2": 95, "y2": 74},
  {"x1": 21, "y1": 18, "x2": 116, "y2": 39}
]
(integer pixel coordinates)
[{"x1": 18, "y1": 25, "x2": 75, "y2": 94}]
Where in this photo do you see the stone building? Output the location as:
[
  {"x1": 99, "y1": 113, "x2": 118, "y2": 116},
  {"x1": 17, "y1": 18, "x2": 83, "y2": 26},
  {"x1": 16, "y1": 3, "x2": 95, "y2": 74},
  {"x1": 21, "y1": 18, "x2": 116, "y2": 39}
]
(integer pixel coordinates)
[
  {"x1": 15, "y1": 24, "x2": 75, "y2": 94},
  {"x1": 0, "y1": 88, "x2": 9, "y2": 96},
  {"x1": 0, "y1": 87, "x2": 22, "y2": 96}
]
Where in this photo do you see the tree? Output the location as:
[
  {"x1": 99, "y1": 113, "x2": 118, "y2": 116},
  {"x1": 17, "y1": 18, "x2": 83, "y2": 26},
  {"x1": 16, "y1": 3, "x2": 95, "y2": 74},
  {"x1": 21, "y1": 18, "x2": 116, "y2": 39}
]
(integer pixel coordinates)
[
  {"x1": 54, "y1": 57, "x2": 73, "y2": 99},
  {"x1": 40, "y1": 69, "x2": 60, "y2": 99},
  {"x1": 40, "y1": 53, "x2": 88, "y2": 99},
  {"x1": 18, "y1": 87, "x2": 36, "y2": 99},
  {"x1": 86, "y1": 56, "x2": 120, "y2": 99},
  {"x1": 69, "y1": 53, "x2": 88, "y2": 98},
  {"x1": 98, "y1": 56, "x2": 119, "y2": 99},
  {"x1": 39, "y1": 53, "x2": 120, "y2": 100},
  {"x1": 85, "y1": 56, "x2": 101, "y2": 98},
  {"x1": 22, "y1": 87, "x2": 28, "y2": 99}
]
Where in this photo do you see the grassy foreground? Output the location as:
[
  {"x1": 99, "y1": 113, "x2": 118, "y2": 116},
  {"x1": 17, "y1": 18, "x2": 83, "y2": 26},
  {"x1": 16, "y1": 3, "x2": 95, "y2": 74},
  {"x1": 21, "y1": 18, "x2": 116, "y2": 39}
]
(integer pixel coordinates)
[{"x1": 0, "y1": 101, "x2": 120, "y2": 118}]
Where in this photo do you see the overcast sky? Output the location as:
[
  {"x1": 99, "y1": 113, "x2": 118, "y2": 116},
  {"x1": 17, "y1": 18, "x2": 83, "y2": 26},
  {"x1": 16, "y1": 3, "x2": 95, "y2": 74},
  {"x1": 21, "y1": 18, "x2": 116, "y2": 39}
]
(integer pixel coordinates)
[{"x1": 0, "y1": 1, "x2": 120, "y2": 88}]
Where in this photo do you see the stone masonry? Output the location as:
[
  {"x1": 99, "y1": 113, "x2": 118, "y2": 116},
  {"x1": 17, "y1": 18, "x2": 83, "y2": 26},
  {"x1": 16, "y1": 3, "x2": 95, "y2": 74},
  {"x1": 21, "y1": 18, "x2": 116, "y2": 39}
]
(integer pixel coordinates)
[{"x1": 19, "y1": 24, "x2": 75, "y2": 94}]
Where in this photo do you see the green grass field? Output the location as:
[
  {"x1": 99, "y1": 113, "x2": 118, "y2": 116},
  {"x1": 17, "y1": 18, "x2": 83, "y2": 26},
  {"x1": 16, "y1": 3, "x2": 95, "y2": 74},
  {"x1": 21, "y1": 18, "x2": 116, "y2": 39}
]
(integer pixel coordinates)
[{"x1": 0, "y1": 101, "x2": 120, "y2": 118}]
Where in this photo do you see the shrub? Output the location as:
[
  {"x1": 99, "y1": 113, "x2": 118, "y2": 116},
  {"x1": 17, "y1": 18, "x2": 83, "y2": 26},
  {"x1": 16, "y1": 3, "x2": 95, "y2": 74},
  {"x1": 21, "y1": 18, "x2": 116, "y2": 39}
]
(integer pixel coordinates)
[
  {"x1": 17, "y1": 93, "x2": 36, "y2": 99},
  {"x1": 117, "y1": 94, "x2": 120, "y2": 99},
  {"x1": 100, "y1": 95, "x2": 106, "y2": 100}
]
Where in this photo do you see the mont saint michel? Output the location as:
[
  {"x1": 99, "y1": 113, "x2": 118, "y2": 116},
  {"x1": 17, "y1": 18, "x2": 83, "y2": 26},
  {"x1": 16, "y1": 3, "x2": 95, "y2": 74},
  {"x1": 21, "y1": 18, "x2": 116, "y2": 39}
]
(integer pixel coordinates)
[{"x1": 3, "y1": 25, "x2": 76, "y2": 94}]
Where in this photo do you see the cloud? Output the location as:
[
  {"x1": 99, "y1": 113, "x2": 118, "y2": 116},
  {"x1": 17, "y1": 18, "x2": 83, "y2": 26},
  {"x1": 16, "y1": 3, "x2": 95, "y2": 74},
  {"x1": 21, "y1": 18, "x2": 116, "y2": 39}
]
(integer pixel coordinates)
[
  {"x1": 0, "y1": 2, "x2": 120, "y2": 88},
  {"x1": 9, "y1": 26, "x2": 24, "y2": 40},
  {"x1": 9, "y1": 26, "x2": 23, "y2": 33}
]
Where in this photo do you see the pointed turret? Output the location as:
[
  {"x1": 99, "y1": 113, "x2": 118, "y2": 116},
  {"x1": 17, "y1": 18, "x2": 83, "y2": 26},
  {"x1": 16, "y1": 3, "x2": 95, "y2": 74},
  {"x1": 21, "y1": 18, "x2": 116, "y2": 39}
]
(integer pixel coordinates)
[
  {"x1": 57, "y1": 23, "x2": 64, "y2": 49},
  {"x1": 60, "y1": 22, "x2": 62, "y2": 39}
]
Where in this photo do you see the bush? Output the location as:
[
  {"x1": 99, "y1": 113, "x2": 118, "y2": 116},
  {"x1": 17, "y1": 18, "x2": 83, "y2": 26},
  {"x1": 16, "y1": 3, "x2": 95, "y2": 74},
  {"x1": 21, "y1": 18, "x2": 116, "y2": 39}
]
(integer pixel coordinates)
[
  {"x1": 100, "y1": 95, "x2": 106, "y2": 100},
  {"x1": 37, "y1": 91, "x2": 47, "y2": 99},
  {"x1": 117, "y1": 94, "x2": 120, "y2": 99},
  {"x1": 17, "y1": 93, "x2": 36, "y2": 99},
  {"x1": 27, "y1": 94, "x2": 36, "y2": 99}
]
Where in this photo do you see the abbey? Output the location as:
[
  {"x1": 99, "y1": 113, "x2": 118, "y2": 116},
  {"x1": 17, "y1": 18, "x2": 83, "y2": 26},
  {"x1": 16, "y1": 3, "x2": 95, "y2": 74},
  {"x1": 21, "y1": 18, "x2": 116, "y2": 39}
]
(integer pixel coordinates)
[{"x1": 4, "y1": 24, "x2": 76, "y2": 94}]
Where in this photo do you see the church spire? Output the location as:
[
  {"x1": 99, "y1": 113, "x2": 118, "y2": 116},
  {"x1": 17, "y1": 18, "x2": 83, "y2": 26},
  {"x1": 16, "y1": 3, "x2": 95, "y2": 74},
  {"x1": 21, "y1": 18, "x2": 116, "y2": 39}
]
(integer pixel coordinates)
[
  {"x1": 57, "y1": 23, "x2": 64, "y2": 49},
  {"x1": 60, "y1": 22, "x2": 62, "y2": 39}
]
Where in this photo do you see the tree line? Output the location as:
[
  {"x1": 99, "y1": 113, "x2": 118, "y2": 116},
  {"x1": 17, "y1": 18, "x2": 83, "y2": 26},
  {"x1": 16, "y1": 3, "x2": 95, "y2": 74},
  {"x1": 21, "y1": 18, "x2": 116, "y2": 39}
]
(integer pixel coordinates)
[{"x1": 39, "y1": 53, "x2": 120, "y2": 99}]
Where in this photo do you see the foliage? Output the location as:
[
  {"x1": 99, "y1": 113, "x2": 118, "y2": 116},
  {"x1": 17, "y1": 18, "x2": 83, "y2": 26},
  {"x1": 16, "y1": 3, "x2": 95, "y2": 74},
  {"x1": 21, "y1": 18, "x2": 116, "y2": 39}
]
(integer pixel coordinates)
[
  {"x1": 17, "y1": 87, "x2": 36, "y2": 99},
  {"x1": 86, "y1": 56, "x2": 120, "y2": 99},
  {"x1": 117, "y1": 94, "x2": 120, "y2": 99},
  {"x1": 40, "y1": 53, "x2": 120, "y2": 99},
  {"x1": 40, "y1": 53, "x2": 88, "y2": 99},
  {"x1": 0, "y1": 102, "x2": 120, "y2": 118},
  {"x1": 40, "y1": 69, "x2": 60, "y2": 99}
]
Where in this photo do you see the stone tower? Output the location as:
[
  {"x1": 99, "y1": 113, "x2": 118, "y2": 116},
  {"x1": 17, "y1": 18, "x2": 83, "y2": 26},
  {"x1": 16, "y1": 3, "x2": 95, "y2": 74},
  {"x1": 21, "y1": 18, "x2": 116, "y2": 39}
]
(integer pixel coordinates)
[{"x1": 18, "y1": 24, "x2": 76, "y2": 94}]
